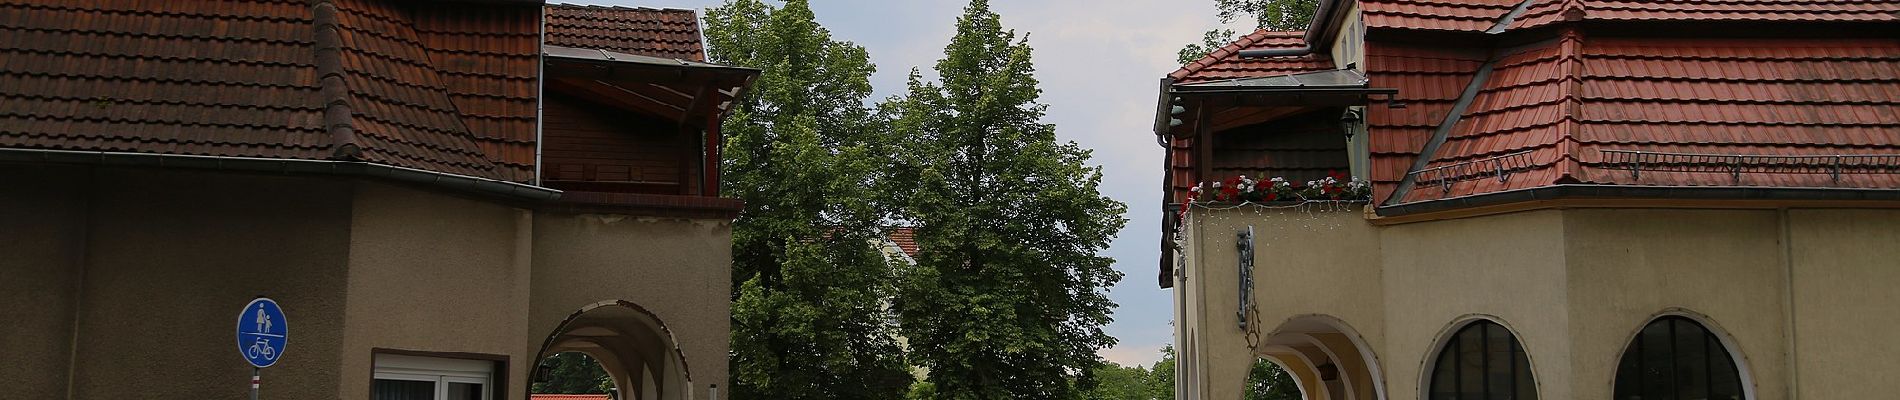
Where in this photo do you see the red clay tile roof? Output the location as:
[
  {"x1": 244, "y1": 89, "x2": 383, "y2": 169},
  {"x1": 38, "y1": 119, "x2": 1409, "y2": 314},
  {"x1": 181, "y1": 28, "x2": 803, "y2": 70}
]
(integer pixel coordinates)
[
  {"x1": 1362, "y1": 0, "x2": 1523, "y2": 32},
  {"x1": 0, "y1": 0, "x2": 539, "y2": 182},
  {"x1": 545, "y1": 4, "x2": 705, "y2": 61},
  {"x1": 1364, "y1": 42, "x2": 1491, "y2": 202},
  {"x1": 1510, "y1": 0, "x2": 1900, "y2": 30},
  {"x1": 1398, "y1": 34, "x2": 1900, "y2": 203},
  {"x1": 1169, "y1": 30, "x2": 1334, "y2": 83},
  {"x1": 0, "y1": 0, "x2": 331, "y2": 160},
  {"x1": 886, "y1": 227, "x2": 919, "y2": 258}
]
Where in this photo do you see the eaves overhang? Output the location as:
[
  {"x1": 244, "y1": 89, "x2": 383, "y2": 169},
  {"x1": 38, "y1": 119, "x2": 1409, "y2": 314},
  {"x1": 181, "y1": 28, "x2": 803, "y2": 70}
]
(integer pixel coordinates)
[
  {"x1": 1374, "y1": 184, "x2": 1900, "y2": 220},
  {"x1": 543, "y1": 44, "x2": 759, "y2": 77}
]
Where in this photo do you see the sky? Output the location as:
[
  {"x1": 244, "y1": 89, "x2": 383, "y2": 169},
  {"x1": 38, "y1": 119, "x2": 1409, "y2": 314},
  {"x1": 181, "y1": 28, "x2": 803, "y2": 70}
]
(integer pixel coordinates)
[{"x1": 577, "y1": 0, "x2": 1248, "y2": 368}]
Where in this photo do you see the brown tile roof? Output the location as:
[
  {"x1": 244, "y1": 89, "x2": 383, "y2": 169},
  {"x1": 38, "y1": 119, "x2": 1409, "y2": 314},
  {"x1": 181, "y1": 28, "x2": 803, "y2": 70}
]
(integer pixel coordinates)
[
  {"x1": 0, "y1": 0, "x2": 539, "y2": 182},
  {"x1": 1398, "y1": 34, "x2": 1900, "y2": 203},
  {"x1": 1364, "y1": 42, "x2": 1490, "y2": 202},
  {"x1": 0, "y1": 0, "x2": 330, "y2": 160},
  {"x1": 1510, "y1": 0, "x2": 1900, "y2": 30},
  {"x1": 886, "y1": 227, "x2": 919, "y2": 258},
  {"x1": 1169, "y1": 30, "x2": 1334, "y2": 83},
  {"x1": 1362, "y1": 0, "x2": 1523, "y2": 32},
  {"x1": 544, "y1": 4, "x2": 705, "y2": 61},
  {"x1": 1365, "y1": 0, "x2": 1900, "y2": 33}
]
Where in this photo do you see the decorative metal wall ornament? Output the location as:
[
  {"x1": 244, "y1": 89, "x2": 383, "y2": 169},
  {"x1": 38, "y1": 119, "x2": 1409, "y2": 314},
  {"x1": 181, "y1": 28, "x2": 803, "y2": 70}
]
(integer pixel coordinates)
[{"x1": 1236, "y1": 226, "x2": 1255, "y2": 332}]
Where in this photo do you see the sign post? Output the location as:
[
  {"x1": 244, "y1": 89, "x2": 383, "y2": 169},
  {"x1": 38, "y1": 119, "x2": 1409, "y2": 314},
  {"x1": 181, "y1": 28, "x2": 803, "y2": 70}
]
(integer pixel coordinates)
[{"x1": 236, "y1": 297, "x2": 288, "y2": 399}]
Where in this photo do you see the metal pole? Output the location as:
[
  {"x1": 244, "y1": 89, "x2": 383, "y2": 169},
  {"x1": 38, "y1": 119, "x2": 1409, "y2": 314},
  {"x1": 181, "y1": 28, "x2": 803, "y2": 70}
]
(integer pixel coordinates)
[{"x1": 250, "y1": 367, "x2": 260, "y2": 400}]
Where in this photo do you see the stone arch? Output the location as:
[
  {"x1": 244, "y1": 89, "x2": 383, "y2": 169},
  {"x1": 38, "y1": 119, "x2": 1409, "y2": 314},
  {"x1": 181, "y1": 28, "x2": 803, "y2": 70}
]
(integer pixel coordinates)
[
  {"x1": 531, "y1": 300, "x2": 692, "y2": 400},
  {"x1": 1255, "y1": 314, "x2": 1386, "y2": 400}
]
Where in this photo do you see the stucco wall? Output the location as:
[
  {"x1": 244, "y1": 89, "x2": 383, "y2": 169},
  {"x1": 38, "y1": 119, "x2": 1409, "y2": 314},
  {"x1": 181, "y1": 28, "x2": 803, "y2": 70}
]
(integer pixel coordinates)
[
  {"x1": 1182, "y1": 204, "x2": 1386, "y2": 400},
  {"x1": 530, "y1": 214, "x2": 734, "y2": 400},
  {"x1": 1381, "y1": 210, "x2": 1571, "y2": 400},
  {"x1": 0, "y1": 165, "x2": 88, "y2": 399},
  {"x1": 68, "y1": 168, "x2": 355, "y2": 399},
  {"x1": 1562, "y1": 209, "x2": 1789, "y2": 400},
  {"x1": 338, "y1": 182, "x2": 536, "y2": 400},
  {"x1": 1180, "y1": 205, "x2": 1900, "y2": 400},
  {"x1": 1786, "y1": 209, "x2": 1900, "y2": 399}
]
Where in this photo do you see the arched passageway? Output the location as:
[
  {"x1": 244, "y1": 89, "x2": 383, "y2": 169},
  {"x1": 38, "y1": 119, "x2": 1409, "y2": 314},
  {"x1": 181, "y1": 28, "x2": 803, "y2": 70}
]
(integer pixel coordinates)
[
  {"x1": 1254, "y1": 316, "x2": 1385, "y2": 400},
  {"x1": 532, "y1": 301, "x2": 692, "y2": 400}
]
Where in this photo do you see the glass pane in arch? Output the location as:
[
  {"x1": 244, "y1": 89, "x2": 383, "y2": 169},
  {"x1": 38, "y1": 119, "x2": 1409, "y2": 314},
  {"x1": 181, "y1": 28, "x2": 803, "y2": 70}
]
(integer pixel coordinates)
[
  {"x1": 1614, "y1": 316, "x2": 1746, "y2": 400},
  {"x1": 1427, "y1": 320, "x2": 1537, "y2": 400}
]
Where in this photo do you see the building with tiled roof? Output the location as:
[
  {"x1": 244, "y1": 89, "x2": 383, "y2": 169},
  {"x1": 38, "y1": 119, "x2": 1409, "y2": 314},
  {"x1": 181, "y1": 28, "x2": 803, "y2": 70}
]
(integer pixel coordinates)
[
  {"x1": 1154, "y1": 1, "x2": 1900, "y2": 399},
  {"x1": 1, "y1": 1, "x2": 755, "y2": 399}
]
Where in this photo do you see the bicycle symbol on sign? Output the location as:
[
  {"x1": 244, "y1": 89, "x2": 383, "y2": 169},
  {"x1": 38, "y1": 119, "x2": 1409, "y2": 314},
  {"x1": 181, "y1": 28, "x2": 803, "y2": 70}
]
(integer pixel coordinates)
[{"x1": 248, "y1": 338, "x2": 277, "y2": 360}]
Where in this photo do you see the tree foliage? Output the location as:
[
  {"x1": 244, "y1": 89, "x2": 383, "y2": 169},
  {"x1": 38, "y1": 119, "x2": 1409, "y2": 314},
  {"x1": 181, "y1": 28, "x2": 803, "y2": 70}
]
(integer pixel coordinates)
[
  {"x1": 1176, "y1": 0, "x2": 1320, "y2": 64},
  {"x1": 1087, "y1": 362, "x2": 1156, "y2": 400},
  {"x1": 882, "y1": 1, "x2": 1129, "y2": 398},
  {"x1": 531, "y1": 352, "x2": 612, "y2": 394},
  {"x1": 705, "y1": 1, "x2": 912, "y2": 398},
  {"x1": 1243, "y1": 358, "x2": 1300, "y2": 400}
]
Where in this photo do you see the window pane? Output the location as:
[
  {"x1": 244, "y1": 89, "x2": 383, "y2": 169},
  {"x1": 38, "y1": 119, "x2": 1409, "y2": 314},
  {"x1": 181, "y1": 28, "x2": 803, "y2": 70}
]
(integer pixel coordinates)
[
  {"x1": 1485, "y1": 323, "x2": 1514, "y2": 400},
  {"x1": 1640, "y1": 320, "x2": 1674, "y2": 400},
  {"x1": 1708, "y1": 334, "x2": 1745, "y2": 400},
  {"x1": 1513, "y1": 346, "x2": 1537, "y2": 400},
  {"x1": 1614, "y1": 318, "x2": 1746, "y2": 400},
  {"x1": 1432, "y1": 336, "x2": 1460, "y2": 400},
  {"x1": 1674, "y1": 320, "x2": 1709, "y2": 400},
  {"x1": 449, "y1": 382, "x2": 483, "y2": 400},
  {"x1": 1614, "y1": 336, "x2": 1643, "y2": 400},
  {"x1": 1458, "y1": 326, "x2": 1486, "y2": 399},
  {"x1": 373, "y1": 379, "x2": 435, "y2": 400}
]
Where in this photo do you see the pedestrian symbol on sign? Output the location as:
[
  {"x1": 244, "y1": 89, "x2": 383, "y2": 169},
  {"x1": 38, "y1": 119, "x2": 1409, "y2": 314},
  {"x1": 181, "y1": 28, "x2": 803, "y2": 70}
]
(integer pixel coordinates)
[{"x1": 236, "y1": 298, "x2": 288, "y2": 369}]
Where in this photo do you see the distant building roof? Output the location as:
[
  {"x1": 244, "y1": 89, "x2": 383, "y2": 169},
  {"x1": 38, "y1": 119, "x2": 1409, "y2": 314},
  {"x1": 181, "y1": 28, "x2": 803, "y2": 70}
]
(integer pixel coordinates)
[
  {"x1": 544, "y1": 4, "x2": 706, "y2": 61},
  {"x1": 886, "y1": 227, "x2": 919, "y2": 259}
]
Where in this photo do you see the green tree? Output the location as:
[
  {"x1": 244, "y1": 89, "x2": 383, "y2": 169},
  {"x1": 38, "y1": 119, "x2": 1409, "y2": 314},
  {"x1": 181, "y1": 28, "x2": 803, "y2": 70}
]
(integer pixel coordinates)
[
  {"x1": 1149, "y1": 346, "x2": 1177, "y2": 400},
  {"x1": 530, "y1": 352, "x2": 612, "y2": 394},
  {"x1": 1176, "y1": 0, "x2": 1320, "y2": 64},
  {"x1": 1243, "y1": 358, "x2": 1300, "y2": 400},
  {"x1": 705, "y1": 1, "x2": 912, "y2": 399},
  {"x1": 884, "y1": 1, "x2": 1129, "y2": 398},
  {"x1": 1087, "y1": 362, "x2": 1153, "y2": 400}
]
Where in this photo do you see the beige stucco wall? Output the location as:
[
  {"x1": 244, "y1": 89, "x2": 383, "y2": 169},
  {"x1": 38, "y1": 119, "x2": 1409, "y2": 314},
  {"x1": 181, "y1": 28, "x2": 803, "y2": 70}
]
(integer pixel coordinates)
[
  {"x1": 1179, "y1": 206, "x2": 1900, "y2": 400},
  {"x1": 1562, "y1": 209, "x2": 1790, "y2": 400},
  {"x1": 1181, "y1": 204, "x2": 1387, "y2": 400},
  {"x1": 67, "y1": 168, "x2": 356, "y2": 399},
  {"x1": 0, "y1": 165, "x2": 89, "y2": 399},
  {"x1": 1381, "y1": 209, "x2": 1572, "y2": 400},
  {"x1": 338, "y1": 182, "x2": 536, "y2": 400},
  {"x1": 1786, "y1": 209, "x2": 1900, "y2": 399},
  {"x1": 530, "y1": 213, "x2": 734, "y2": 400}
]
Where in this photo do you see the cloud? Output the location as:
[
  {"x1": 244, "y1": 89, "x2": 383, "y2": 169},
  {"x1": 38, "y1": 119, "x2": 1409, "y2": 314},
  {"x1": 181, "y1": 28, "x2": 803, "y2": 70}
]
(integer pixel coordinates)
[{"x1": 1100, "y1": 341, "x2": 1168, "y2": 368}]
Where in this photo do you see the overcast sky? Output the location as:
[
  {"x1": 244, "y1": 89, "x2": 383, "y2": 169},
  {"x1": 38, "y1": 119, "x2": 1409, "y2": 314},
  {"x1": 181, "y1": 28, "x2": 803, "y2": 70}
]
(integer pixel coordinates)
[{"x1": 575, "y1": 0, "x2": 1245, "y2": 368}]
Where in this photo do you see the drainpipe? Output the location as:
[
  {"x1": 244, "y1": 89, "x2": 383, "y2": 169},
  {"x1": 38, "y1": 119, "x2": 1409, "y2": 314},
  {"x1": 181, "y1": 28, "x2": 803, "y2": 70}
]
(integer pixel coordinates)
[{"x1": 533, "y1": 6, "x2": 548, "y2": 185}]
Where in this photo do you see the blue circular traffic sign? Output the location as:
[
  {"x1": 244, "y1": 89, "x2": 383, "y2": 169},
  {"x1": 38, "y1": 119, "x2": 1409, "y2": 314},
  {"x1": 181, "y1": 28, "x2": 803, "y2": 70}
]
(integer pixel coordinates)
[{"x1": 236, "y1": 298, "x2": 288, "y2": 368}]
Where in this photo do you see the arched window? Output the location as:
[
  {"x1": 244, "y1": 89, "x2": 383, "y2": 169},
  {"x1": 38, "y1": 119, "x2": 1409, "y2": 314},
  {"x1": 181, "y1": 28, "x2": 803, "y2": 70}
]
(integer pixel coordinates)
[
  {"x1": 1428, "y1": 320, "x2": 1537, "y2": 400},
  {"x1": 1614, "y1": 316, "x2": 1745, "y2": 400}
]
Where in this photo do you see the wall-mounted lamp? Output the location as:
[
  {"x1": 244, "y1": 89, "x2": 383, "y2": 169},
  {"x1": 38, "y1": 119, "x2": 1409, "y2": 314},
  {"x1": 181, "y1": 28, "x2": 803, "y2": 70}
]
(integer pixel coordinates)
[{"x1": 1340, "y1": 108, "x2": 1365, "y2": 140}]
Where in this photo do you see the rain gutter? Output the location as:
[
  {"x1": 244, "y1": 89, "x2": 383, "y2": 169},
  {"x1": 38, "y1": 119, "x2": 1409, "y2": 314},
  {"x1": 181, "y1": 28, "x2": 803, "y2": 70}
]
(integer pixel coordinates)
[
  {"x1": 1374, "y1": 184, "x2": 1900, "y2": 218},
  {"x1": 0, "y1": 148, "x2": 563, "y2": 201}
]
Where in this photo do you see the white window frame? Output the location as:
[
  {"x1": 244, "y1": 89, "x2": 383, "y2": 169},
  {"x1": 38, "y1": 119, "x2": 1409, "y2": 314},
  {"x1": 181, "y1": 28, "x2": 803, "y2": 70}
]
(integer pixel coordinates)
[{"x1": 373, "y1": 353, "x2": 495, "y2": 400}]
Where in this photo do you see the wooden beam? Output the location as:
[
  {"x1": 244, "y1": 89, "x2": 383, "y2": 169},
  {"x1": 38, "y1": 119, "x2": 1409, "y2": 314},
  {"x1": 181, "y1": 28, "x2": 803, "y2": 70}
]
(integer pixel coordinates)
[{"x1": 547, "y1": 78, "x2": 686, "y2": 121}]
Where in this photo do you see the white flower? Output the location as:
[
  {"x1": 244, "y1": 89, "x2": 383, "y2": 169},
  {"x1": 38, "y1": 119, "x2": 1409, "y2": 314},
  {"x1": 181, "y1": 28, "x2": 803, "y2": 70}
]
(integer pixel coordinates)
[
  {"x1": 1190, "y1": 186, "x2": 1202, "y2": 193},
  {"x1": 1212, "y1": 181, "x2": 1222, "y2": 188}
]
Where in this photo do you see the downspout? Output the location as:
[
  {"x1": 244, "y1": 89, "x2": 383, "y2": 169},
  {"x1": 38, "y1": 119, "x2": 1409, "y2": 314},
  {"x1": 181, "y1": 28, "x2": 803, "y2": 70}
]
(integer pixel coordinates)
[
  {"x1": 534, "y1": 5, "x2": 547, "y2": 185},
  {"x1": 1779, "y1": 208, "x2": 1800, "y2": 399}
]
